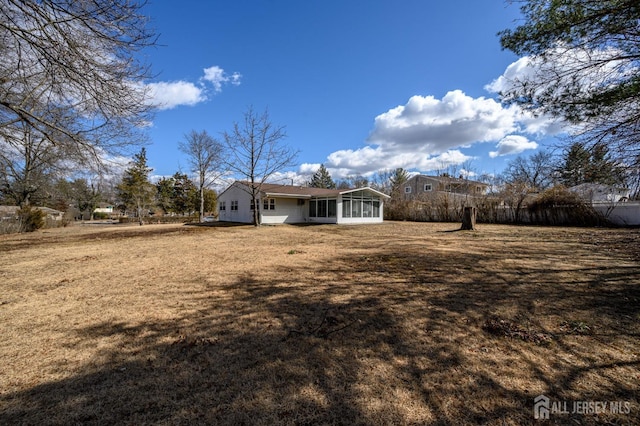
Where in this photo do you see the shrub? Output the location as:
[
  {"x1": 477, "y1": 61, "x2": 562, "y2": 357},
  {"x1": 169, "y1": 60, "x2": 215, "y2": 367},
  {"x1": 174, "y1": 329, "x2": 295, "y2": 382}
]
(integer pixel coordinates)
[
  {"x1": 528, "y1": 186, "x2": 607, "y2": 226},
  {"x1": 18, "y1": 206, "x2": 45, "y2": 232}
]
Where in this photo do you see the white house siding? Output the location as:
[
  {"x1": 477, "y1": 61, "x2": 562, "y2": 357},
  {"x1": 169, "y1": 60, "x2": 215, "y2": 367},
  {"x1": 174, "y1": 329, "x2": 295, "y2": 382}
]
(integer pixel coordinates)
[
  {"x1": 336, "y1": 194, "x2": 385, "y2": 224},
  {"x1": 261, "y1": 198, "x2": 306, "y2": 224},
  {"x1": 219, "y1": 182, "x2": 389, "y2": 225},
  {"x1": 218, "y1": 183, "x2": 254, "y2": 223},
  {"x1": 570, "y1": 183, "x2": 631, "y2": 203}
]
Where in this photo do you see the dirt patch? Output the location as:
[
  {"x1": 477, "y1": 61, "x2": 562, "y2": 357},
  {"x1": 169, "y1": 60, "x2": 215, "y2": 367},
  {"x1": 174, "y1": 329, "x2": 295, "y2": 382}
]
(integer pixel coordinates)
[{"x1": 0, "y1": 221, "x2": 638, "y2": 425}]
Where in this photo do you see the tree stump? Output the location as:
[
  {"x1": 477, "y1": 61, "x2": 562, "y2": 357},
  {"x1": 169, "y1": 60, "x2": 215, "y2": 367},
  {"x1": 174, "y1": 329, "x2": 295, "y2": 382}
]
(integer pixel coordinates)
[{"x1": 461, "y1": 206, "x2": 477, "y2": 230}]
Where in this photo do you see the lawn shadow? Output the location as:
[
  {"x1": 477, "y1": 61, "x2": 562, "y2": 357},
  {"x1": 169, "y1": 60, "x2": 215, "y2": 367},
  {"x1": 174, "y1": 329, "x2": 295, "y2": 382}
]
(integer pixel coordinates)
[{"x1": 1, "y1": 231, "x2": 639, "y2": 425}]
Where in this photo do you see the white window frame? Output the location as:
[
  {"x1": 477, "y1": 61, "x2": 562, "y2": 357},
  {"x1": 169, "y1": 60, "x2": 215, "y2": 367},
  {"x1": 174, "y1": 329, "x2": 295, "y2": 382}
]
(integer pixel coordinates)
[
  {"x1": 424, "y1": 184, "x2": 432, "y2": 192},
  {"x1": 263, "y1": 198, "x2": 275, "y2": 210},
  {"x1": 405, "y1": 186, "x2": 411, "y2": 193}
]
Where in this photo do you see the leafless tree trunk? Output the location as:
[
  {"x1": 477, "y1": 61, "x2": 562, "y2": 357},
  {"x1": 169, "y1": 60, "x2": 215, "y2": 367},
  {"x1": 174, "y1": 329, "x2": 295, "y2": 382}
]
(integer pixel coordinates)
[
  {"x1": 223, "y1": 106, "x2": 298, "y2": 226},
  {"x1": 179, "y1": 130, "x2": 226, "y2": 222}
]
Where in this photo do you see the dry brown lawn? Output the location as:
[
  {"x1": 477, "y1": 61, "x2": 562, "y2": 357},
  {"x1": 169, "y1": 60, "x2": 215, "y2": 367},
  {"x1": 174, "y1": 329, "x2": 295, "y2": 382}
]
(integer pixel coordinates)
[{"x1": 0, "y1": 221, "x2": 639, "y2": 425}]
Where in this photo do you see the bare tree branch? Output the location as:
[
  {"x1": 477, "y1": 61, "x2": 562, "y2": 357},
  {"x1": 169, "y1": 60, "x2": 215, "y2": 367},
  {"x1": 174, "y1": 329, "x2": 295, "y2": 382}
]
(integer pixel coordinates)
[
  {"x1": 179, "y1": 130, "x2": 227, "y2": 221},
  {"x1": 222, "y1": 106, "x2": 298, "y2": 226}
]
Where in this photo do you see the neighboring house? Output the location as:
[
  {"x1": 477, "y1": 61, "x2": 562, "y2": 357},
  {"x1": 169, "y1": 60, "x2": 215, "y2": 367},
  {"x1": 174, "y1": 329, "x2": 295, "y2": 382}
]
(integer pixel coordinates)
[
  {"x1": 0, "y1": 206, "x2": 64, "y2": 221},
  {"x1": 569, "y1": 183, "x2": 631, "y2": 204},
  {"x1": 0, "y1": 206, "x2": 18, "y2": 221},
  {"x1": 93, "y1": 204, "x2": 114, "y2": 215},
  {"x1": 402, "y1": 175, "x2": 488, "y2": 200},
  {"x1": 38, "y1": 207, "x2": 64, "y2": 221},
  {"x1": 218, "y1": 181, "x2": 390, "y2": 224}
]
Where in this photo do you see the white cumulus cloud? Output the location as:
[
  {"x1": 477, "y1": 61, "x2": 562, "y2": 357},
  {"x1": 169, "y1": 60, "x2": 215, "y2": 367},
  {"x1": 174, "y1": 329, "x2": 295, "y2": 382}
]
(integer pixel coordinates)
[
  {"x1": 146, "y1": 65, "x2": 242, "y2": 110},
  {"x1": 315, "y1": 90, "x2": 521, "y2": 177},
  {"x1": 147, "y1": 81, "x2": 205, "y2": 110},
  {"x1": 489, "y1": 135, "x2": 538, "y2": 158},
  {"x1": 202, "y1": 66, "x2": 242, "y2": 92},
  {"x1": 368, "y1": 90, "x2": 518, "y2": 151}
]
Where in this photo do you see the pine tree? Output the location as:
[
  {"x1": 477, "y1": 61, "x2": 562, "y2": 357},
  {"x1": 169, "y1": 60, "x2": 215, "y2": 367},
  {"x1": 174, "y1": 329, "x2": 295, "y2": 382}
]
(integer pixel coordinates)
[
  {"x1": 498, "y1": 0, "x2": 640, "y2": 166},
  {"x1": 560, "y1": 143, "x2": 625, "y2": 187},
  {"x1": 308, "y1": 164, "x2": 336, "y2": 189},
  {"x1": 117, "y1": 148, "x2": 155, "y2": 225},
  {"x1": 389, "y1": 168, "x2": 409, "y2": 198}
]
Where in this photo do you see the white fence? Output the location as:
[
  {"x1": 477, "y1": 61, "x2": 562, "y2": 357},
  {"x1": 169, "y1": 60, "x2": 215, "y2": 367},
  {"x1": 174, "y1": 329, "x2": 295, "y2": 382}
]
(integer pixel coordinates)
[{"x1": 593, "y1": 202, "x2": 640, "y2": 226}]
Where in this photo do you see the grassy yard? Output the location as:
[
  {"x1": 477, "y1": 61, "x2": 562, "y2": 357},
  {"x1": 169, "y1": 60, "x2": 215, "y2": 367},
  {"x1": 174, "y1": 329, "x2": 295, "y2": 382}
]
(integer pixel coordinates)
[{"x1": 0, "y1": 221, "x2": 639, "y2": 425}]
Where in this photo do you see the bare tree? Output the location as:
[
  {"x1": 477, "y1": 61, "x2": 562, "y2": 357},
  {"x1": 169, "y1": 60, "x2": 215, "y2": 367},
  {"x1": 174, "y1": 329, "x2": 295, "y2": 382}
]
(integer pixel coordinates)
[
  {"x1": 502, "y1": 151, "x2": 556, "y2": 191},
  {"x1": 179, "y1": 130, "x2": 226, "y2": 221},
  {"x1": 0, "y1": 124, "x2": 73, "y2": 206},
  {"x1": 0, "y1": 0, "x2": 155, "y2": 165},
  {"x1": 223, "y1": 107, "x2": 298, "y2": 226}
]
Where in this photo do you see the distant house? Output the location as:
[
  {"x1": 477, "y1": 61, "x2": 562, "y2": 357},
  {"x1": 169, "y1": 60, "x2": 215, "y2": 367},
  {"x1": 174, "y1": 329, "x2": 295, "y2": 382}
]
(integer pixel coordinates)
[
  {"x1": 218, "y1": 181, "x2": 390, "y2": 225},
  {"x1": 0, "y1": 206, "x2": 64, "y2": 221},
  {"x1": 93, "y1": 204, "x2": 114, "y2": 215},
  {"x1": 37, "y1": 206, "x2": 65, "y2": 221},
  {"x1": 569, "y1": 183, "x2": 631, "y2": 204},
  {"x1": 0, "y1": 206, "x2": 18, "y2": 221},
  {"x1": 402, "y1": 175, "x2": 488, "y2": 200}
]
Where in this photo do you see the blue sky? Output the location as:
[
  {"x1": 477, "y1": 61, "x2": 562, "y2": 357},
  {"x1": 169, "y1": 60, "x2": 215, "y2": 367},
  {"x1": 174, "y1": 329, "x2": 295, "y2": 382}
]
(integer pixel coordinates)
[{"x1": 140, "y1": 1, "x2": 564, "y2": 184}]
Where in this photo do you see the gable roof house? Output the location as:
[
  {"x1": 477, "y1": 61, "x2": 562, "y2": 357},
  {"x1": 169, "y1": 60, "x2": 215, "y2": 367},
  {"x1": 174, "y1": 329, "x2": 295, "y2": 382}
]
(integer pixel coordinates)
[
  {"x1": 402, "y1": 175, "x2": 489, "y2": 202},
  {"x1": 218, "y1": 181, "x2": 390, "y2": 225}
]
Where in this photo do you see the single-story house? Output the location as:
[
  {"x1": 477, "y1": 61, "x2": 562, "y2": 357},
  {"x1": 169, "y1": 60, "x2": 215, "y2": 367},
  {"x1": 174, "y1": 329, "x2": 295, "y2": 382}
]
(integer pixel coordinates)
[
  {"x1": 0, "y1": 205, "x2": 64, "y2": 221},
  {"x1": 218, "y1": 181, "x2": 390, "y2": 224}
]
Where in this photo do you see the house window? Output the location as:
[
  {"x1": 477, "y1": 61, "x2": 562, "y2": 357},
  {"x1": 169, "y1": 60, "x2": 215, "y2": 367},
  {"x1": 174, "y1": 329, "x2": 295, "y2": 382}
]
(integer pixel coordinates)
[
  {"x1": 351, "y1": 198, "x2": 362, "y2": 217},
  {"x1": 231, "y1": 200, "x2": 238, "y2": 211},
  {"x1": 424, "y1": 184, "x2": 432, "y2": 192},
  {"x1": 250, "y1": 199, "x2": 259, "y2": 210},
  {"x1": 342, "y1": 199, "x2": 351, "y2": 218},
  {"x1": 310, "y1": 198, "x2": 336, "y2": 218},
  {"x1": 318, "y1": 199, "x2": 327, "y2": 217},
  {"x1": 363, "y1": 200, "x2": 373, "y2": 217},
  {"x1": 405, "y1": 186, "x2": 411, "y2": 193},
  {"x1": 328, "y1": 199, "x2": 337, "y2": 217},
  {"x1": 263, "y1": 198, "x2": 275, "y2": 210},
  {"x1": 219, "y1": 201, "x2": 226, "y2": 211},
  {"x1": 343, "y1": 192, "x2": 381, "y2": 218}
]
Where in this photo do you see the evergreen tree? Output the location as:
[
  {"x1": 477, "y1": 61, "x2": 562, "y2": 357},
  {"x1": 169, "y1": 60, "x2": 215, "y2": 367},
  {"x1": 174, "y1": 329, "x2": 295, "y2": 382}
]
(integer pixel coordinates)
[
  {"x1": 117, "y1": 148, "x2": 155, "y2": 225},
  {"x1": 560, "y1": 143, "x2": 625, "y2": 187},
  {"x1": 202, "y1": 188, "x2": 218, "y2": 214},
  {"x1": 155, "y1": 173, "x2": 199, "y2": 216},
  {"x1": 498, "y1": 0, "x2": 640, "y2": 163},
  {"x1": 171, "y1": 172, "x2": 198, "y2": 216},
  {"x1": 308, "y1": 164, "x2": 336, "y2": 189},
  {"x1": 155, "y1": 177, "x2": 175, "y2": 214},
  {"x1": 389, "y1": 168, "x2": 409, "y2": 196}
]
